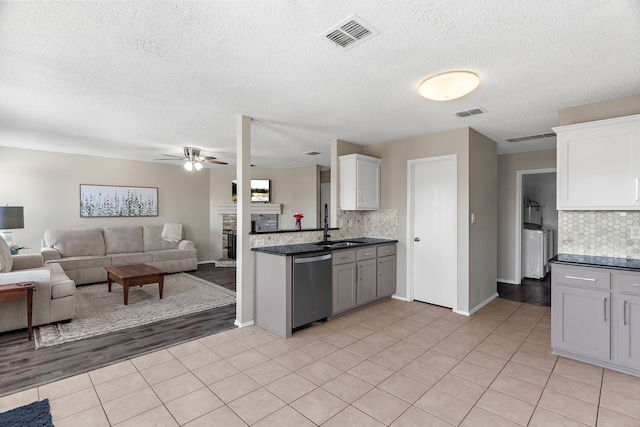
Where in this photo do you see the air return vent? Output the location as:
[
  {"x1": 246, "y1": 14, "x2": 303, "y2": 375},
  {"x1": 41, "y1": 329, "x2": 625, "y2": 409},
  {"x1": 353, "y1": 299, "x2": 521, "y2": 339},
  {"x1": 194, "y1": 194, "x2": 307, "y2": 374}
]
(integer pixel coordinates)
[
  {"x1": 321, "y1": 15, "x2": 379, "y2": 49},
  {"x1": 454, "y1": 107, "x2": 485, "y2": 118},
  {"x1": 506, "y1": 132, "x2": 556, "y2": 143}
]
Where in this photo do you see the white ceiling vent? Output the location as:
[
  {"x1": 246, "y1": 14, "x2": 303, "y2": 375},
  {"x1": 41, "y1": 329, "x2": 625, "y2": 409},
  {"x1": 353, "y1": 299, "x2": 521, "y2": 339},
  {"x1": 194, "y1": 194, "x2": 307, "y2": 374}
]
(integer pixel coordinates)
[
  {"x1": 321, "y1": 15, "x2": 379, "y2": 50},
  {"x1": 506, "y1": 132, "x2": 556, "y2": 143},
  {"x1": 454, "y1": 107, "x2": 486, "y2": 118},
  {"x1": 304, "y1": 151, "x2": 321, "y2": 155}
]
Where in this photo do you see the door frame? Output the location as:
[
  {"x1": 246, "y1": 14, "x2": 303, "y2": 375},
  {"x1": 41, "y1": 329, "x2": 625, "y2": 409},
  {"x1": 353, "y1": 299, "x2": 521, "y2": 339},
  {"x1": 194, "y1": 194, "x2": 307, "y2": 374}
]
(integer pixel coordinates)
[
  {"x1": 406, "y1": 155, "x2": 458, "y2": 312},
  {"x1": 514, "y1": 167, "x2": 556, "y2": 284}
]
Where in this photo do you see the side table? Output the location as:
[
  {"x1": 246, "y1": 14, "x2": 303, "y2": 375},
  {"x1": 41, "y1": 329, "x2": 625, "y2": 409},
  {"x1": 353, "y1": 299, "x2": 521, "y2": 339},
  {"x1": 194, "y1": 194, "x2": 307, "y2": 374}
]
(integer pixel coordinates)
[{"x1": 0, "y1": 282, "x2": 36, "y2": 340}]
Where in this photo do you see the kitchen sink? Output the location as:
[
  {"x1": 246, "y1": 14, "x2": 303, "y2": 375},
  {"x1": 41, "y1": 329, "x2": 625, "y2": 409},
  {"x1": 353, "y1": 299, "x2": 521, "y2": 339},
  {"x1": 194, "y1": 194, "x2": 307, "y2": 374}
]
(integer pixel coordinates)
[{"x1": 313, "y1": 240, "x2": 363, "y2": 248}]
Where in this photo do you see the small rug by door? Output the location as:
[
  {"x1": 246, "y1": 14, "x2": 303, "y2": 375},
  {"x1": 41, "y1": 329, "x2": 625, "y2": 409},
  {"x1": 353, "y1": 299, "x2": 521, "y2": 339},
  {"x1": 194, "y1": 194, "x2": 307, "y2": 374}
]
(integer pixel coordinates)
[
  {"x1": 0, "y1": 399, "x2": 53, "y2": 427},
  {"x1": 35, "y1": 273, "x2": 236, "y2": 349}
]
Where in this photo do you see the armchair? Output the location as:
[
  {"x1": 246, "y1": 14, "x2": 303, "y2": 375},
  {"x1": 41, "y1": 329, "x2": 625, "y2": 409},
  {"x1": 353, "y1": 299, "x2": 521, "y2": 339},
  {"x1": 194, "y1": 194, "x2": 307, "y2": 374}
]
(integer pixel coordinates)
[{"x1": 0, "y1": 238, "x2": 76, "y2": 334}]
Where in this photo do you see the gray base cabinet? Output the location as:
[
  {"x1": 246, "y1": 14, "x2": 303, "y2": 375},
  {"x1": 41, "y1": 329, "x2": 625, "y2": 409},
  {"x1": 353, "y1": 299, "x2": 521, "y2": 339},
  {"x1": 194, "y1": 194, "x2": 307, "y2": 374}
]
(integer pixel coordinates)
[
  {"x1": 332, "y1": 262, "x2": 357, "y2": 314},
  {"x1": 551, "y1": 264, "x2": 640, "y2": 376},
  {"x1": 377, "y1": 254, "x2": 396, "y2": 298},
  {"x1": 615, "y1": 274, "x2": 640, "y2": 370},
  {"x1": 552, "y1": 284, "x2": 610, "y2": 360},
  {"x1": 332, "y1": 243, "x2": 397, "y2": 316}
]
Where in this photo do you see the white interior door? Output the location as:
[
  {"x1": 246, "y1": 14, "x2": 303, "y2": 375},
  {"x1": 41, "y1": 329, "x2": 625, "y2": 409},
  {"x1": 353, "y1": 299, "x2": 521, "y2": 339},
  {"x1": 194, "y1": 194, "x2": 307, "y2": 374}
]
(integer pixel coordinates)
[{"x1": 408, "y1": 156, "x2": 457, "y2": 308}]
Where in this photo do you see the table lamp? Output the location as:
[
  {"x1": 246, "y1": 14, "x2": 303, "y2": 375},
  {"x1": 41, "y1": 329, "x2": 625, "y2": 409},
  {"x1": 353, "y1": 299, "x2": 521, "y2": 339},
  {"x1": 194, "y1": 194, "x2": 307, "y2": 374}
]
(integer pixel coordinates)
[{"x1": 0, "y1": 206, "x2": 24, "y2": 247}]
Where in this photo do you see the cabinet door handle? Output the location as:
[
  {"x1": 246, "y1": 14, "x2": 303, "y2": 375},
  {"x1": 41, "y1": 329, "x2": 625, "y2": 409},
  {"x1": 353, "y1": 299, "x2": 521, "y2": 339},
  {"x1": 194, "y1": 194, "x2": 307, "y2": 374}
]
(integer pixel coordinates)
[
  {"x1": 566, "y1": 275, "x2": 597, "y2": 282},
  {"x1": 604, "y1": 297, "x2": 607, "y2": 322},
  {"x1": 633, "y1": 283, "x2": 640, "y2": 287},
  {"x1": 636, "y1": 177, "x2": 639, "y2": 201},
  {"x1": 624, "y1": 300, "x2": 627, "y2": 326},
  {"x1": 358, "y1": 190, "x2": 362, "y2": 206},
  {"x1": 364, "y1": 252, "x2": 374, "y2": 256}
]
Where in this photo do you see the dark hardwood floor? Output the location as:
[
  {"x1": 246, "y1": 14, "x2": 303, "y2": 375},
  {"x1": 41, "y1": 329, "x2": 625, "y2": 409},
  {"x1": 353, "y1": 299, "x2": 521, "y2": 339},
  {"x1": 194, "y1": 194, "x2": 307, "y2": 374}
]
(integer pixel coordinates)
[
  {"x1": 498, "y1": 273, "x2": 551, "y2": 307},
  {"x1": 0, "y1": 263, "x2": 236, "y2": 398}
]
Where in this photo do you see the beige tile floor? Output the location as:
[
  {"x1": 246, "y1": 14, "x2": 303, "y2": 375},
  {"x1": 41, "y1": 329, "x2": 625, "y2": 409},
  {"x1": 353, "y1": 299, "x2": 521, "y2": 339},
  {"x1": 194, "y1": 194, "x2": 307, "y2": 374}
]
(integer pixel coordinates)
[{"x1": 2, "y1": 297, "x2": 640, "y2": 426}]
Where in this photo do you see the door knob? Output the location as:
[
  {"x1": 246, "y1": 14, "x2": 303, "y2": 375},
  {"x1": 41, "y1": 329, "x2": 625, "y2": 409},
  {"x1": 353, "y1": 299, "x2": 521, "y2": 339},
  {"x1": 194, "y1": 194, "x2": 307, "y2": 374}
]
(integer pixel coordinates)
[{"x1": 414, "y1": 237, "x2": 420, "y2": 242}]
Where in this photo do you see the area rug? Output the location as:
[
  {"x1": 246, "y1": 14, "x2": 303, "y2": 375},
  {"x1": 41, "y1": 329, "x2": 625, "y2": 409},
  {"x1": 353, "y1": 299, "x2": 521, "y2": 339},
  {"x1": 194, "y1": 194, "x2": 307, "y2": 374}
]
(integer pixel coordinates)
[
  {"x1": 0, "y1": 399, "x2": 53, "y2": 427},
  {"x1": 34, "y1": 273, "x2": 236, "y2": 349}
]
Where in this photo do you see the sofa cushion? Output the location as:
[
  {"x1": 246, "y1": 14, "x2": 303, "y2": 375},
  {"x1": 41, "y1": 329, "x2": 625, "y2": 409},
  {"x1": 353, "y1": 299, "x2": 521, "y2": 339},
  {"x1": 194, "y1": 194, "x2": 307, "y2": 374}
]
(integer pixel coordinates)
[
  {"x1": 110, "y1": 252, "x2": 153, "y2": 266},
  {"x1": 148, "y1": 248, "x2": 197, "y2": 262},
  {"x1": 53, "y1": 255, "x2": 112, "y2": 270},
  {"x1": 44, "y1": 228, "x2": 106, "y2": 257},
  {"x1": 0, "y1": 237, "x2": 12, "y2": 273},
  {"x1": 103, "y1": 226, "x2": 144, "y2": 254},
  {"x1": 143, "y1": 224, "x2": 180, "y2": 251}
]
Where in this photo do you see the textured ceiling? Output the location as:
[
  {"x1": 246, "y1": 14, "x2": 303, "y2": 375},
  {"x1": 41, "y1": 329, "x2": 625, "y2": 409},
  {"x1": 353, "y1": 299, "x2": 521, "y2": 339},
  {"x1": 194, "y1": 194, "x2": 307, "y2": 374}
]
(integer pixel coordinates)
[{"x1": 0, "y1": 1, "x2": 639, "y2": 169}]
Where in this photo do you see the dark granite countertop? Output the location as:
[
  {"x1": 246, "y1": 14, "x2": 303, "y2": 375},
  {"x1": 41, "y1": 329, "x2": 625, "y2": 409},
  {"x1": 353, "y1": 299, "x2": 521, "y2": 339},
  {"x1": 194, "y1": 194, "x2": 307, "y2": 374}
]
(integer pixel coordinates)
[
  {"x1": 251, "y1": 238, "x2": 398, "y2": 256},
  {"x1": 551, "y1": 253, "x2": 640, "y2": 272}
]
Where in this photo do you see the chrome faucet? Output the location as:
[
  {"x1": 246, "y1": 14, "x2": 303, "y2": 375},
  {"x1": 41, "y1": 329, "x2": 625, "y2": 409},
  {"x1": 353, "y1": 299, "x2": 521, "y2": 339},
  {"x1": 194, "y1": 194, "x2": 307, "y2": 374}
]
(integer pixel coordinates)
[{"x1": 322, "y1": 203, "x2": 330, "y2": 242}]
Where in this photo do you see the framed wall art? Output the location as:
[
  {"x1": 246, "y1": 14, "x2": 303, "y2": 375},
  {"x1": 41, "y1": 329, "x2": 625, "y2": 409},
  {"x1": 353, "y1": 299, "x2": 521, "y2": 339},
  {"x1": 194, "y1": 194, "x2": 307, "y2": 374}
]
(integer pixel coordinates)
[{"x1": 80, "y1": 184, "x2": 158, "y2": 217}]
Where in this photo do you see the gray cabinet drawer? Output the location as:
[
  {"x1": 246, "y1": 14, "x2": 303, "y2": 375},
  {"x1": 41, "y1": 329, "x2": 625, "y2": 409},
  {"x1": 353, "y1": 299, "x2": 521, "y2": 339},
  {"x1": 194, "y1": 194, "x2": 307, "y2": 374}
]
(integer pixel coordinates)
[
  {"x1": 333, "y1": 249, "x2": 356, "y2": 266},
  {"x1": 377, "y1": 245, "x2": 396, "y2": 257},
  {"x1": 552, "y1": 265, "x2": 611, "y2": 290},
  {"x1": 356, "y1": 247, "x2": 376, "y2": 261},
  {"x1": 615, "y1": 273, "x2": 640, "y2": 295}
]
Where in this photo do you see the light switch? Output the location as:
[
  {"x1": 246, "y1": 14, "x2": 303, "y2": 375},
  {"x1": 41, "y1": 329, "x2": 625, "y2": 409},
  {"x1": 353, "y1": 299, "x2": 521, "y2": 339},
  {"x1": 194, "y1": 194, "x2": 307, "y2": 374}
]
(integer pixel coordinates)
[{"x1": 471, "y1": 213, "x2": 476, "y2": 224}]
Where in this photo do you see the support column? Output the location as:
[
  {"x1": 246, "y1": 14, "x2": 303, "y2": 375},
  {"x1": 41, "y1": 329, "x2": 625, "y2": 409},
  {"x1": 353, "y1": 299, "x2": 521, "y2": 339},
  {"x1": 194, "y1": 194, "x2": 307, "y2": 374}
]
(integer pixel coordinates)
[{"x1": 235, "y1": 115, "x2": 254, "y2": 327}]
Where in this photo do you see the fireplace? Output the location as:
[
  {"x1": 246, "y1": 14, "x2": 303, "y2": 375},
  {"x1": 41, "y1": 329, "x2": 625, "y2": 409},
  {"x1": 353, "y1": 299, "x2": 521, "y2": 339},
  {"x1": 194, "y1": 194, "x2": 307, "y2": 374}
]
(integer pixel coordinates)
[{"x1": 221, "y1": 213, "x2": 277, "y2": 260}]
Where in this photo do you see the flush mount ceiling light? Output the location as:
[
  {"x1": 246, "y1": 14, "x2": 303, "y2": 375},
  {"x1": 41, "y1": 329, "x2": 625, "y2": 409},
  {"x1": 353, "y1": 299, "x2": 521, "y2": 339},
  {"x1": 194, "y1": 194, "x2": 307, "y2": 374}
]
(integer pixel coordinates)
[{"x1": 418, "y1": 71, "x2": 480, "y2": 101}]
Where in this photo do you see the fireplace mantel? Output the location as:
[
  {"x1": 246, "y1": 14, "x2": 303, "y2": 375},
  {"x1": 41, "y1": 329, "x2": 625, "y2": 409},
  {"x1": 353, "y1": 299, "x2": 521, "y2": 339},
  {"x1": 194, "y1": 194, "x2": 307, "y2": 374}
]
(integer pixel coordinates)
[{"x1": 218, "y1": 203, "x2": 282, "y2": 215}]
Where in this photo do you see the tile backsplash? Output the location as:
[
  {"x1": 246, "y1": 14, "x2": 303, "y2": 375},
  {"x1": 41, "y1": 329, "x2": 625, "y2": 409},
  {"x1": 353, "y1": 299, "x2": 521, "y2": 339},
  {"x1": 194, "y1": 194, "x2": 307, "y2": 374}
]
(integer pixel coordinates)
[
  {"x1": 558, "y1": 211, "x2": 640, "y2": 259},
  {"x1": 250, "y1": 209, "x2": 398, "y2": 248}
]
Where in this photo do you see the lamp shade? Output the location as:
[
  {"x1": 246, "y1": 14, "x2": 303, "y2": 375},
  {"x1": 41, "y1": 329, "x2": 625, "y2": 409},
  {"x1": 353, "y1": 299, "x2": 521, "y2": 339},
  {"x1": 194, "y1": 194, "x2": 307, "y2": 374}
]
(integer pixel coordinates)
[{"x1": 0, "y1": 206, "x2": 24, "y2": 229}]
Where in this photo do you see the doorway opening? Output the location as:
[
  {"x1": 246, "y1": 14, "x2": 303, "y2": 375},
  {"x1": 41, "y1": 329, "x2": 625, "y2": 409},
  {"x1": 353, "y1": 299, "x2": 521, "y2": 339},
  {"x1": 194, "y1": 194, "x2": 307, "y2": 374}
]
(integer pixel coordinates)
[{"x1": 515, "y1": 168, "x2": 558, "y2": 284}]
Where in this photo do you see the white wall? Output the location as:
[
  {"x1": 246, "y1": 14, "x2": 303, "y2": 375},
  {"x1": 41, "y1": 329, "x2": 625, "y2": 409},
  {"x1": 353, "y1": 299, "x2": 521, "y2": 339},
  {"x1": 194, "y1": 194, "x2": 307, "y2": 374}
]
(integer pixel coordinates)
[
  {"x1": 468, "y1": 129, "x2": 498, "y2": 310},
  {"x1": 364, "y1": 128, "x2": 473, "y2": 311},
  {"x1": 0, "y1": 146, "x2": 212, "y2": 260},
  {"x1": 497, "y1": 150, "x2": 556, "y2": 282}
]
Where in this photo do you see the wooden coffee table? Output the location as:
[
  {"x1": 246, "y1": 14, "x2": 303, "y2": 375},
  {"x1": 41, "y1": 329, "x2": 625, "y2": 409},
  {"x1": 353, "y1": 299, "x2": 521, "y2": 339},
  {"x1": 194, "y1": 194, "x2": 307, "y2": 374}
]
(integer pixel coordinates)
[
  {"x1": 105, "y1": 264, "x2": 165, "y2": 305},
  {"x1": 0, "y1": 282, "x2": 36, "y2": 340}
]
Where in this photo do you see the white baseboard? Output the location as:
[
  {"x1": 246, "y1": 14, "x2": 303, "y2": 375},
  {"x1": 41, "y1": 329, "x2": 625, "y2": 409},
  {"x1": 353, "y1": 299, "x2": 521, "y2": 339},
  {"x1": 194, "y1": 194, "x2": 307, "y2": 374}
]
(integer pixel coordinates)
[
  {"x1": 455, "y1": 292, "x2": 499, "y2": 316},
  {"x1": 498, "y1": 278, "x2": 520, "y2": 285},
  {"x1": 197, "y1": 260, "x2": 216, "y2": 264},
  {"x1": 391, "y1": 295, "x2": 409, "y2": 302},
  {"x1": 234, "y1": 319, "x2": 255, "y2": 328}
]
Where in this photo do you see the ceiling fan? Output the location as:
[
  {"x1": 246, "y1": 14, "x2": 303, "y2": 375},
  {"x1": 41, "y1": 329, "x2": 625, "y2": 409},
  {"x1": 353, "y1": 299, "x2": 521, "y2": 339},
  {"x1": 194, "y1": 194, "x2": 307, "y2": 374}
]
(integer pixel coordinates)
[{"x1": 156, "y1": 147, "x2": 228, "y2": 171}]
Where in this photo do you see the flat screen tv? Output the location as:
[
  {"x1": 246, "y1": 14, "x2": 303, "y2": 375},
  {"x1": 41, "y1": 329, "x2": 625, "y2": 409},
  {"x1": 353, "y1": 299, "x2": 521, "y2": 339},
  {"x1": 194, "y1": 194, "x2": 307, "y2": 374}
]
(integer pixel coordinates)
[{"x1": 232, "y1": 179, "x2": 270, "y2": 203}]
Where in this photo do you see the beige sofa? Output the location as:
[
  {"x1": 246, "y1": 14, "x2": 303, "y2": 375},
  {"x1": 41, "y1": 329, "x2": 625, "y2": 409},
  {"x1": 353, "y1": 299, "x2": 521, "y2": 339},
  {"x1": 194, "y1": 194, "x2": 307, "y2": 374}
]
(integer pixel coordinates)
[
  {"x1": 41, "y1": 224, "x2": 197, "y2": 285},
  {"x1": 0, "y1": 238, "x2": 76, "y2": 334}
]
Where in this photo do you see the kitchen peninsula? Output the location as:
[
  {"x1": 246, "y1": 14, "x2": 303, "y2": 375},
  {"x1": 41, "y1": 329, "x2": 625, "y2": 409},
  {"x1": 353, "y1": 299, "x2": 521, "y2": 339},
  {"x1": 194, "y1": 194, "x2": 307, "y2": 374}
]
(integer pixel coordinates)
[{"x1": 253, "y1": 238, "x2": 397, "y2": 338}]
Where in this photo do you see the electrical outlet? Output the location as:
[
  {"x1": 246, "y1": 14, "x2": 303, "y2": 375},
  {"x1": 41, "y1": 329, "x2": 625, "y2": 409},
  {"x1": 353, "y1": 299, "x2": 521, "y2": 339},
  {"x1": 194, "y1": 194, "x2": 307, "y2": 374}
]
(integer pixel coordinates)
[{"x1": 631, "y1": 226, "x2": 640, "y2": 240}]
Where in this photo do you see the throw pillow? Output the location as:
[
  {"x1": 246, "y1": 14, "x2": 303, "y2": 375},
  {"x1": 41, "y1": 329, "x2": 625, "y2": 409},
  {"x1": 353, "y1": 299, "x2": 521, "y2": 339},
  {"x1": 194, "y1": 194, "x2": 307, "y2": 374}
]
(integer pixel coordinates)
[{"x1": 0, "y1": 237, "x2": 13, "y2": 273}]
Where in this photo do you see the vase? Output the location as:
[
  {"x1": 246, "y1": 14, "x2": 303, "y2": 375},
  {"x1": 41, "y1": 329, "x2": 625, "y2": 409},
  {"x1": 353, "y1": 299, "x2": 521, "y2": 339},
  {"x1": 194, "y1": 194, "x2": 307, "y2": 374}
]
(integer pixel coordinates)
[{"x1": 295, "y1": 218, "x2": 302, "y2": 230}]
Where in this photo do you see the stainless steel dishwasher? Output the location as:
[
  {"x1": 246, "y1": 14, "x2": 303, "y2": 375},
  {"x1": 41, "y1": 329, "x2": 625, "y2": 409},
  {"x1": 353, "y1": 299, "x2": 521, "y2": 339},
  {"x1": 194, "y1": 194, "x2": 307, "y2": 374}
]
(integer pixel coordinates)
[{"x1": 292, "y1": 252, "x2": 332, "y2": 329}]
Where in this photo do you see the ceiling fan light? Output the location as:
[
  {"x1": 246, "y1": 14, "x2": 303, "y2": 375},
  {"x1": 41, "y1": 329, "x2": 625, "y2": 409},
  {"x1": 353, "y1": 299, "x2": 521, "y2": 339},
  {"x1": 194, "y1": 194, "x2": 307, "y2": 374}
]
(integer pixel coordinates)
[
  {"x1": 194, "y1": 162, "x2": 203, "y2": 171},
  {"x1": 184, "y1": 161, "x2": 193, "y2": 171},
  {"x1": 418, "y1": 71, "x2": 480, "y2": 101}
]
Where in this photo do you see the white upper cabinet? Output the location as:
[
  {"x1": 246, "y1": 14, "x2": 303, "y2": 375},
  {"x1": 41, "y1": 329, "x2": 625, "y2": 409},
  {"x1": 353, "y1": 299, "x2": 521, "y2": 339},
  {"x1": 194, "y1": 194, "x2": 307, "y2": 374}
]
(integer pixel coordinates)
[
  {"x1": 554, "y1": 114, "x2": 640, "y2": 210},
  {"x1": 339, "y1": 154, "x2": 381, "y2": 210}
]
